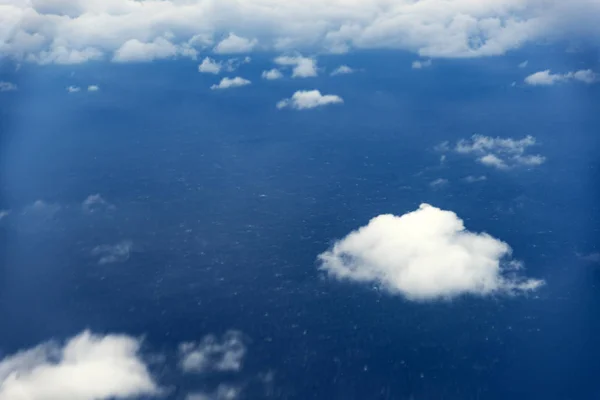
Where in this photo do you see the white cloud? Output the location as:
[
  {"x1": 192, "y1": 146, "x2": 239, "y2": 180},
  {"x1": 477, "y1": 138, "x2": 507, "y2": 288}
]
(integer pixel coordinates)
[
  {"x1": 0, "y1": 81, "x2": 17, "y2": 92},
  {"x1": 274, "y1": 55, "x2": 318, "y2": 78},
  {"x1": 518, "y1": 60, "x2": 528, "y2": 68},
  {"x1": 318, "y1": 204, "x2": 544, "y2": 301},
  {"x1": 464, "y1": 175, "x2": 487, "y2": 183},
  {"x1": 87, "y1": 85, "x2": 99, "y2": 92},
  {"x1": 179, "y1": 331, "x2": 246, "y2": 374},
  {"x1": 66, "y1": 86, "x2": 81, "y2": 93},
  {"x1": 525, "y1": 69, "x2": 598, "y2": 85},
  {"x1": 0, "y1": 330, "x2": 159, "y2": 400},
  {"x1": 2, "y1": 1, "x2": 600, "y2": 64},
  {"x1": 445, "y1": 134, "x2": 546, "y2": 169},
  {"x1": 430, "y1": 178, "x2": 449, "y2": 188},
  {"x1": 412, "y1": 59, "x2": 432, "y2": 69},
  {"x1": 0, "y1": 210, "x2": 10, "y2": 221},
  {"x1": 82, "y1": 194, "x2": 114, "y2": 213},
  {"x1": 224, "y1": 57, "x2": 251, "y2": 72},
  {"x1": 210, "y1": 77, "x2": 251, "y2": 90},
  {"x1": 188, "y1": 384, "x2": 241, "y2": 400},
  {"x1": 261, "y1": 69, "x2": 283, "y2": 80},
  {"x1": 213, "y1": 33, "x2": 257, "y2": 54},
  {"x1": 92, "y1": 240, "x2": 132, "y2": 264},
  {"x1": 277, "y1": 90, "x2": 343, "y2": 110},
  {"x1": 330, "y1": 65, "x2": 354, "y2": 76},
  {"x1": 198, "y1": 57, "x2": 222, "y2": 74},
  {"x1": 112, "y1": 37, "x2": 196, "y2": 63}
]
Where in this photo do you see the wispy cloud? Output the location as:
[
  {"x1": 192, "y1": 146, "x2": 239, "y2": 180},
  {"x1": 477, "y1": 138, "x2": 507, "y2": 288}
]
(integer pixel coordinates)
[
  {"x1": 92, "y1": 240, "x2": 133, "y2": 265},
  {"x1": 179, "y1": 331, "x2": 246, "y2": 374},
  {"x1": 525, "y1": 69, "x2": 597, "y2": 85}
]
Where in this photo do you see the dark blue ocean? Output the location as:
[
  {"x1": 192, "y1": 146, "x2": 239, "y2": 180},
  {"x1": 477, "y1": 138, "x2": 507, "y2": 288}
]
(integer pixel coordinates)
[{"x1": 1, "y1": 50, "x2": 599, "y2": 399}]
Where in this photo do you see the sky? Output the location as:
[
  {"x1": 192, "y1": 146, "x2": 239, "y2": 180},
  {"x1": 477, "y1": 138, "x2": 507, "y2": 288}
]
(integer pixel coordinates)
[{"x1": 0, "y1": 1, "x2": 600, "y2": 400}]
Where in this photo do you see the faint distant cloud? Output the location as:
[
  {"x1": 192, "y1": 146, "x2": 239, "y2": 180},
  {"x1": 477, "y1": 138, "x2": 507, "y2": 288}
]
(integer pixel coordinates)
[
  {"x1": 577, "y1": 252, "x2": 600, "y2": 263},
  {"x1": 437, "y1": 134, "x2": 545, "y2": 170},
  {"x1": 213, "y1": 33, "x2": 257, "y2": 54},
  {"x1": 188, "y1": 384, "x2": 241, "y2": 400},
  {"x1": 0, "y1": 210, "x2": 10, "y2": 220},
  {"x1": 82, "y1": 194, "x2": 115, "y2": 213},
  {"x1": 277, "y1": 90, "x2": 342, "y2": 110},
  {"x1": 330, "y1": 65, "x2": 354, "y2": 76},
  {"x1": 179, "y1": 331, "x2": 246, "y2": 374},
  {"x1": 412, "y1": 59, "x2": 432, "y2": 69},
  {"x1": 23, "y1": 200, "x2": 61, "y2": 217},
  {"x1": 525, "y1": 69, "x2": 597, "y2": 85},
  {"x1": 199, "y1": 57, "x2": 222, "y2": 74},
  {"x1": 261, "y1": 68, "x2": 283, "y2": 80},
  {"x1": 225, "y1": 56, "x2": 251, "y2": 72},
  {"x1": 92, "y1": 240, "x2": 132, "y2": 265},
  {"x1": 464, "y1": 175, "x2": 487, "y2": 183},
  {"x1": 87, "y1": 85, "x2": 99, "y2": 92},
  {"x1": 274, "y1": 55, "x2": 317, "y2": 78},
  {"x1": 518, "y1": 60, "x2": 528, "y2": 68},
  {"x1": 66, "y1": 85, "x2": 81, "y2": 93},
  {"x1": 210, "y1": 77, "x2": 251, "y2": 90},
  {"x1": 429, "y1": 178, "x2": 448, "y2": 188},
  {"x1": 0, "y1": 81, "x2": 17, "y2": 92}
]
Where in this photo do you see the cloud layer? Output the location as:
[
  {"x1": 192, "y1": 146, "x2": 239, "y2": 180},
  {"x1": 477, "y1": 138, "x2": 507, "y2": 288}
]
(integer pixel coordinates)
[
  {"x1": 0, "y1": 331, "x2": 159, "y2": 400},
  {"x1": 277, "y1": 90, "x2": 343, "y2": 110},
  {"x1": 319, "y1": 204, "x2": 544, "y2": 301}
]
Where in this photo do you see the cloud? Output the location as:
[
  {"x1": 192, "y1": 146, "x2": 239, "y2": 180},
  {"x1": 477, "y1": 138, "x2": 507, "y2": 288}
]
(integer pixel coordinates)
[
  {"x1": 0, "y1": 210, "x2": 10, "y2": 221},
  {"x1": 318, "y1": 204, "x2": 544, "y2": 301},
  {"x1": 430, "y1": 178, "x2": 449, "y2": 188},
  {"x1": 87, "y1": 85, "x2": 99, "y2": 92},
  {"x1": 82, "y1": 194, "x2": 114, "y2": 213},
  {"x1": 187, "y1": 384, "x2": 241, "y2": 400},
  {"x1": 578, "y1": 252, "x2": 600, "y2": 263},
  {"x1": 277, "y1": 90, "x2": 343, "y2": 110},
  {"x1": 274, "y1": 55, "x2": 317, "y2": 78},
  {"x1": 464, "y1": 175, "x2": 488, "y2": 183},
  {"x1": 330, "y1": 65, "x2": 354, "y2": 76},
  {"x1": 213, "y1": 33, "x2": 257, "y2": 54},
  {"x1": 66, "y1": 86, "x2": 81, "y2": 93},
  {"x1": 224, "y1": 57, "x2": 251, "y2": 72},
  {"x1": 518, "y1": 60, "x2": 528, "y2": 68},
  {"x1": 23, "y1": 200, "x2": 61, "y2": 217},
  {"x1": 412, "y1": 59, "x2": 432, "y2": 69},
  {"x1": 210, "y1": 77, "x2": 251, "y2": 90},
  {"x1": 199, "y1": 57, "x2": 222, "y2": 74},
  {"x1": 261, "y1": 69, "x2": 283, "y2": 80},
  {"x1": 179, "y1": 331, "x2": 246, "y2": 374},
  {"x1": 91, "y1": 240, "x2": 132, "y2": 265},
  {"x1": 112, "y1": 37, "x2": 196, "y2": 63},
  {"x1": 442, "y1": 134, "x2": 546, "y2": 169},
  {"x1": 0, "y1": 81, "x2": 17, "y2": 92},
  {"x1": 0, "y1": 330, "x2": 159, "y2": 400},
  {"x1": 525, "y1": 69, "x2": 598, "y2": 85}
]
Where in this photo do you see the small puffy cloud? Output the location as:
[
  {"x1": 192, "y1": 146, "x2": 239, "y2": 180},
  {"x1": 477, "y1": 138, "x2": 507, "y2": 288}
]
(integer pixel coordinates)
[
  {"x1": 210, "y1": 77, "x2": 251, "y2": 90},
  {"x1": 261, "y1": 69, "x2": 283, "y2": 80},
  {"x1": 518, "y1": 60, "x2": 528, "y2": 68},
  {"x1": 82, "y1": 194, "x2": 114, "y2": 213},
  {"x1": 277, "y1": 90, "x2": 343, "y2": 110},
  {"x1": 430, "y1": 178, "x2": 449, "y2": 188},
  {"x1": 0, "y1": 82, "x2": 17, "y2": 92},
  {"x1": 274, "y1": 55, "x2": 317, "y2": 78},
  {"x1": 0, "y1": 330, "x2": 159, "y2": 400},
  {"x1": 318, "y1": 204, "x2": 544, "y2": 301},
  {"x1": 87, "y1": 85, "x2": 99, "y2": 92},
  {"x1": 525, "y1": 69, "x2": 597, "y2": 85},
  {"x1": 112, "y1": 37, "x2": 195, "y2": 63},
  {"x1": 199, "y1": 57, "x2": 222, "y2": 74},
  {"x1": 412, "y1": 59, "x2": 432, "y2": 69},
  {"x1": 179, "y1": 331, "x2": 246, "y2": 374},
  {"x1": 445, "y1": 134, "x2": 546, "y2": 169},
  {"x1": 92, "y1": 240, "x2": 132, "y2": 265},
  {"x1": 464, "y1": 175, "x2": 487, "y2": 183},
  {"x1": 67, "y1": 86, "x2": 81, "y2": 93},
  {"x1": 330, "y1": 65, "x2": 354, "y2": 76},
  {"x1": 213, "y1": 33, "x2": 257, "y2": 54}
]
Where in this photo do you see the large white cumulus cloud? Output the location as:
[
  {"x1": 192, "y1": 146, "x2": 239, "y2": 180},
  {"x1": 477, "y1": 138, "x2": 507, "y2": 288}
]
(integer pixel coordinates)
[
  {"x1": 318, "y1": 204, "x2": 544, "y2": 301},
  {"x1": 1, "y1": 0, "x2": 599, "y2": 64},
  {"x1": 0, "y1": 331, "x2": 159, "y2": 400}
]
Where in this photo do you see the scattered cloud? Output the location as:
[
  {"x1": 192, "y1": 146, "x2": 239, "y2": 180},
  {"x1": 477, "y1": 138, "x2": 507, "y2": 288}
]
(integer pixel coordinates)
[
  {"x1": 92, "y1": 240, "x2": 133, "y2": 265},
  {"x1": 277, "y1": 90, "x2": 343, "y2": 110},
  {"x1": 112, "y1": 37, "x2": 196, "y2": 63},
  {"x1": 82, "y1": 194, "x2": 114, "y2": 213},
  {"x1": 23, "y1": 200, "x2": 61, "y2": 218},
  {"x1": 274, "y1": 55, "x2": 317, "y2": 78},
  {"x1": 430, "y1": 178, "x2": 449, "y2": 188},
  {"x1": 210, "y1": 77, "x2": 251, "y2": 90},
  {"x1": 0, "y1": 330, "x2": 159, "y2": 400},
  {"x1": 67, "y1": 86, "x2": 81, "y2": 93},
  {"x1": 0, "y1": 210, "x2": 10, "y2": 221},
  {"x1": 213, "y1": 33, "x2": 257, "y2": 54},
  {"x1": 87, "y1": 85, "x2": 99, "y2": 92},
  {"x1": 412, "y1": 59, "x2": 432, "y2": 69},
  {"x1": 199, "y1": 57, "x2": 222, "y2": 74},
  {"x1": 578, "y1": 252, "x2": 600, "y2": 263},
  {"x1": 0, "y1": 81, "x2": 17, "y2": 92},
  {"x1": 440, "y1": 134, "x2": 546, "y2": 170},
  {"x1": 318, "y1": 204, "x2": 544, "y2": 301},
  {"x1": 187, "y1": 384, "x2": 241, "y2": 400},
  {"x1": 179, "y1": 331, "x2": 246, "y2": 374},
  {"x1": 225, "y1": 57, "x2": 251, "y2": 72},
  {"x1": 261, "y1": 69, "x2": 283, "y2": 80},
  {"x1": 330, "y1": 65, "x2": 354, "y2": 76},
  {"x1": 525, "y1": 69, "x2": 598, "y2": 85},
  {"x1": 464, "y1": 175, "x2": 488, "y2": 183},
  {"x1": 518, "y1": 60, "x2": 529, "y2": 68}
]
